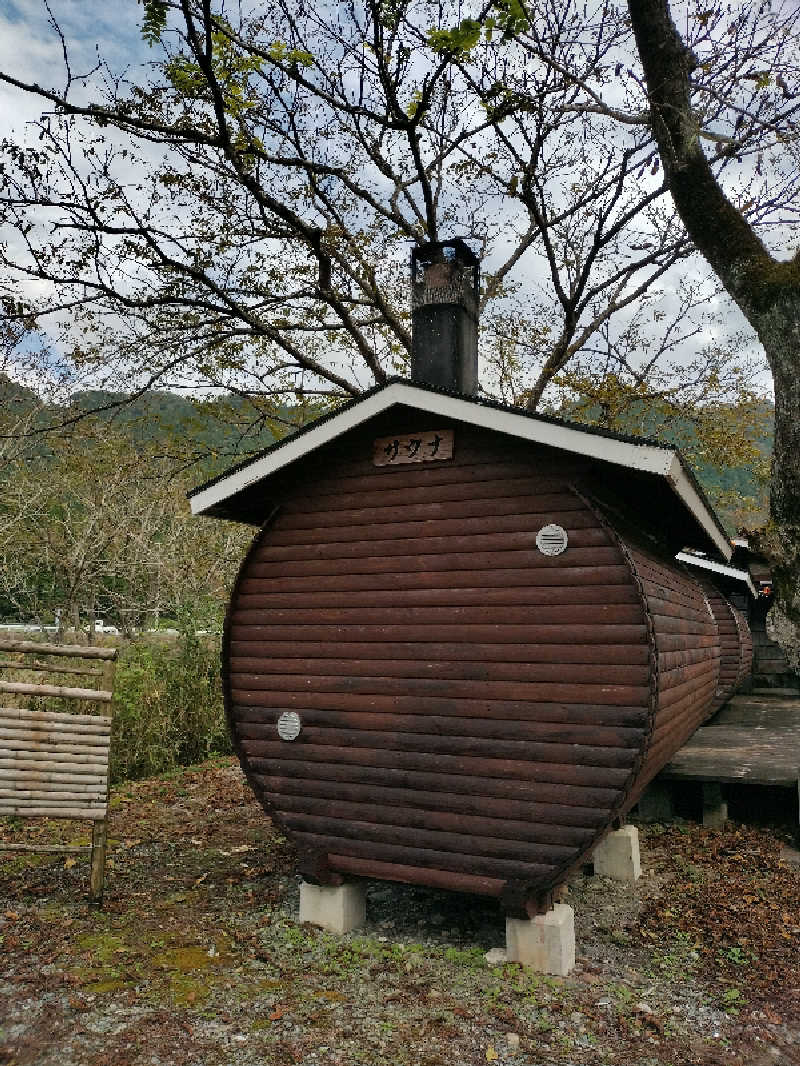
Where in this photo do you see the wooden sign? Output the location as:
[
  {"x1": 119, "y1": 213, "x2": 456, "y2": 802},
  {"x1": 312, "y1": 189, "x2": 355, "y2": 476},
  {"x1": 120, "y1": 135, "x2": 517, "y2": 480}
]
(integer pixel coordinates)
[{"x1": 373, "y1": 429, "x2": 454, "y2": 466}]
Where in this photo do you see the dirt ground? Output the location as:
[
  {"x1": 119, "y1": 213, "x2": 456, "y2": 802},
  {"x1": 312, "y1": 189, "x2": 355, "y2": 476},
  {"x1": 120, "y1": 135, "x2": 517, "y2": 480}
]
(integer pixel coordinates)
[{"x1": 1, "y1": 758, "x2": 799, "y2": 1066}]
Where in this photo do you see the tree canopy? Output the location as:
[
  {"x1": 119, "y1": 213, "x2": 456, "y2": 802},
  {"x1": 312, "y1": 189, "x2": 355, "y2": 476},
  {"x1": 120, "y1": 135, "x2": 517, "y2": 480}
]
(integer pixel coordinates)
[{"x1": 1, "y1": 0, "x2": 792, "y2": 414}]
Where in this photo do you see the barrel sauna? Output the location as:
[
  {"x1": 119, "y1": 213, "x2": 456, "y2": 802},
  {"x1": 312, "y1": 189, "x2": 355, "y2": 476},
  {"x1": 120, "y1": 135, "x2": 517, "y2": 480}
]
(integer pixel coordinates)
[{"x1": 219, "y1": 408, "x2": 750, "y2": 915}]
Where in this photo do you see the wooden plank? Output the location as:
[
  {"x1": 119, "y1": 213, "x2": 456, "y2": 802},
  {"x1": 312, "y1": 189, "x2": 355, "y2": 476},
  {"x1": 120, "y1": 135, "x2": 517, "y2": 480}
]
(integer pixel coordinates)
[
  {"x1": 230, "y1": 641, "x2": 650, "y2": 666},
  {"x1": 231, "y1": 604, "x2": 645, "y2": 628},
  {"x1": 231, "y1": 658, "x2": 649, "y2": 686},
  {"x1": 231, "y1": 679, "x2": 649, "y2": 709},
  {"x1": 239, "y1": 739, "x2": 634, "y2": 787},
  {"x1": 0, "y1": 640, "x2": 116, "y2": 660},
  {"x1": 291, "y1": 830, "x2": 554, "y2": 882},
  {"x1": 296, "y1": 455, "x2": 559, "y2": 490},
  {"x1": 279, "y1": 472, "x2": 579, "y2": 512},
  {"x1": 247, "y1": 756, "x2": 621, "y2": 807},
  {"x1": 268, "y1": 508, "x2": 601, "y2": 546},
  {"x1": 662, "y1": 724, "x2": 800, "y2": 786},
  {"x1": 238, "y1": 707, "x2": 644, "y2": 745},
  {"x1": 232, "y1": 692, "x2": 650, "y2": 724},
  {"x1": 232, "y1": 674, "x2": 650, "y2": 705},
  {"x1": 252, "y1": 527, "x2": 614, "y2": 564},
  {"x1": 235, "y1": 583, "x2": 642, "y2": 609},
  {"x1": 272, "y1": 793, "x2": 596, "y2": 847},
  {"x1": 0, "y1": 681, "x2": 112, "y2": 702},
  {"x1": 238, "y1": 722, "x2": 638, "y2": 767},
  {"x1": 232, "y1": 564, "x2": 634, "y2": 594},
  {"x1": 229, "y1": 622, "x2": 648, "y2": 645},
  {"x1": 281, "y1": 811, "x2": 576, "y2": 864},
  {"x1": 272, "y1": 492, "x2": 592, "y2": 533},
  {"x1": 246, "y1": 545, "x2": 624, "y2": 579},
  {"x1": 328, "y1": 854, "x2": 505, "y2": 897},
  {"x1": 253, "y1": 774, "x2": 607, "y2": 827}
]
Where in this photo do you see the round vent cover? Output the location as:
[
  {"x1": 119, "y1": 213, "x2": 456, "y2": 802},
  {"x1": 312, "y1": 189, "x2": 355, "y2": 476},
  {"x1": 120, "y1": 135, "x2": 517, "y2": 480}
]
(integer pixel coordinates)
[
  {"x1": 536, "y1": 523, "x2": 569, "y2": 556},
  {"x1": 277, "y1": 711, "x2": 302, "y2": 741}
]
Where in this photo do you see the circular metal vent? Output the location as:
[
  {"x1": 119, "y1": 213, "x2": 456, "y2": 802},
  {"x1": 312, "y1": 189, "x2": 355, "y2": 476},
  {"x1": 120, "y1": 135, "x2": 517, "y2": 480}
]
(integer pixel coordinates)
[
  {"x1": 277, "y1": 711, "x2": 302, "y2": 741},
  {"x1": 536, "y1": 523, "x2": 569, "y2": 556}
]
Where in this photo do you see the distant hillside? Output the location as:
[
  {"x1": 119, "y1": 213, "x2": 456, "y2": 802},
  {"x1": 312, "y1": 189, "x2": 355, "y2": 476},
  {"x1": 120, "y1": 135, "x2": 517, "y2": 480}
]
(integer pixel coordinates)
[
  {"x1": 3, "y1": 378, "x2": 773, "y2": 530},
  {"x1": 556, "y1": 397, "x2": 773, "y2": 533}
]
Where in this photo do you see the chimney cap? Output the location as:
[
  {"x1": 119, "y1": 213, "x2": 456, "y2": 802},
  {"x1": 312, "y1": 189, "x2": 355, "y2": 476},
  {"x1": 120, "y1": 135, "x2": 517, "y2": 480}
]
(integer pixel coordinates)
[
  {"x1": 411, "y1": 239, "x2": 480, "y2": 311},
  {"x1": 412, "y1": 238, "x2": 479, "y2": 270}
]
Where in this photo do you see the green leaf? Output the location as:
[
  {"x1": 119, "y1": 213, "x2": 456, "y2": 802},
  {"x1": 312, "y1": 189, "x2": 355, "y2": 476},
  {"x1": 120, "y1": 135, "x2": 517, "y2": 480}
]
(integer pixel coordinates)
[{"x1": 139, "y1": 0, "x2": 168, "y2": 46}]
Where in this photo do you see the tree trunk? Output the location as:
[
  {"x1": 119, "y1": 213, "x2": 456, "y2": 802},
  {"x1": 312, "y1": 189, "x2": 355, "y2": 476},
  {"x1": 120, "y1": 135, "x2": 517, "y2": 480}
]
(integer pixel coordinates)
[{"x1": 628, "y1": 0, "x2": 800, "y2": 653}]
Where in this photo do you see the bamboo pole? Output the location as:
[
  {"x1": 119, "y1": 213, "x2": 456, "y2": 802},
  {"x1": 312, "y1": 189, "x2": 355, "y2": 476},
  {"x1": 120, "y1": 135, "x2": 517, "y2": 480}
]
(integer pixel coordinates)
[
  {"x1": 1, "y1": 707, "x2": 111, "y2": 728},
  {"x1": 0, "y1": 788, "x2": 106, "y2": 801},
  {"x1": 0, "y1": 805, "x2": 106, "y2": 818},
  {"x1": 0, "y1": 639, "x2": 117, "y2": 660},
  {"x1": 0, "y1": 752, "x2": 109, "y2": 770},
  {"x1": 0, "y1": 729, "x2": 111, "y2": 749},
  {"x1": 0, "y1": 681, "x2": 112, "y2": 702},
  {"x1": 0, "y1": 771, "x2": 107, "y2": 787},
  {"x1": 0, "y1": 660, "x2": 105, "y2": 677}
]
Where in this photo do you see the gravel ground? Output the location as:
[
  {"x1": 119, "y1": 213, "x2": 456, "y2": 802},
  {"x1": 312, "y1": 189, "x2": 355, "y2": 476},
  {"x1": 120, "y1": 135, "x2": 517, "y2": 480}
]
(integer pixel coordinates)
[{"x1": 1, "y1": 758, "x2": 798, "y2": 1066}]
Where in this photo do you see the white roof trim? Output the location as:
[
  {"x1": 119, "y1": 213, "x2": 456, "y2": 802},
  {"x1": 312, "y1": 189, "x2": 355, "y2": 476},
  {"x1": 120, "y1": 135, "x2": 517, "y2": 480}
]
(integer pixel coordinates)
[
  {"x1": 190, "y1": 381, "x2": 731, "y2": 559},
  {"x1": 676, "y1": 552, "x2": 756, "y2": 597}
]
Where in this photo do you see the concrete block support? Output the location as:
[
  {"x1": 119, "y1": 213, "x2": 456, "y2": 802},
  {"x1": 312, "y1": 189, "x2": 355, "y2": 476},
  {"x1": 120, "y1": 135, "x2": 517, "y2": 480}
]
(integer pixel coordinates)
[
  {"x1": 637, "y1": 781, "x2": 674, "y2": 823},
  {"x1": 592, "y1": 825, "x2": 641, "y2": 882},
  {"x1": 702, "y1": 782, "x2": 728, "y2": 829},
  {"x1": 506, "y1": 904, "x2": 575, "y2": 976},
  {"x1": 298, "y1": 881, "x2": 366, "y2": 934}
]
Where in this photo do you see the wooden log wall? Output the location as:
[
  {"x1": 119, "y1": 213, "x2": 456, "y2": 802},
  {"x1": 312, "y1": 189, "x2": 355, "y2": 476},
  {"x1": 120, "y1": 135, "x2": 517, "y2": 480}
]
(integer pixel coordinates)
[
  {"x1": 623, "y1": 548, "x2": 720, "y2": 805},
  {"x1": 696, "y1": 578, "x2": 753, "y2": 711},
  {"x1": 224, "y1": 414, "x2": 734, "y2": 909}
]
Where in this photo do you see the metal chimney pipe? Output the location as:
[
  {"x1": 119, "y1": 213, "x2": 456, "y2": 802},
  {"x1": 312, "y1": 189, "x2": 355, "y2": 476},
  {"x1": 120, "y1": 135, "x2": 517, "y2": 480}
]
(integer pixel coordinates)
[{"x1": 411, "y1": 240, "x2": 479, "y2": 395}]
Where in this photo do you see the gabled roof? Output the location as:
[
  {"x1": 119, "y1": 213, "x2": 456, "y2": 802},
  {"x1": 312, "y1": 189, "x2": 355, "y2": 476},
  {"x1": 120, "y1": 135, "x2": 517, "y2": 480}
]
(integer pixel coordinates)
[
  {"x1": 675, "y1": 552, "x2": 757, "y2": 598},
  {"x1": 189, "y1": 378, "x2": 732, "y2": 561}
]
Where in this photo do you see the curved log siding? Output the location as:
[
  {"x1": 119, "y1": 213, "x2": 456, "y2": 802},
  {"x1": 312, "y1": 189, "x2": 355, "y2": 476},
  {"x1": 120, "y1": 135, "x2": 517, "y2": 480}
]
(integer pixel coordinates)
[
  {"x1": 625, "y1": 547, "x2": 720, "y2": 803},
  {"x1": 696, "y1": 579, "x2": 753, "y2": 708},
  {"x1": 224, "y1": 422, "x2": 731, "y2": 906}
]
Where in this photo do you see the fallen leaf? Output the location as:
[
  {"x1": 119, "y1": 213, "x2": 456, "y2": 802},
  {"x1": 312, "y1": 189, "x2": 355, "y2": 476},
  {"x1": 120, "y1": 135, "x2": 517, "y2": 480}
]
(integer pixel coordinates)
[
  {"x1": 64, "y1": 857, "x2": 77, "y2": 869},
  {"x1": 4, "y1": 910, "x2": 19, "y2": 921},
  {"x1": 486, "y1": 1047, "x2": 499, "y2": 1062},
  {"x1": 269, "y1": 1005, "x2": 286, "y2": 1021}
]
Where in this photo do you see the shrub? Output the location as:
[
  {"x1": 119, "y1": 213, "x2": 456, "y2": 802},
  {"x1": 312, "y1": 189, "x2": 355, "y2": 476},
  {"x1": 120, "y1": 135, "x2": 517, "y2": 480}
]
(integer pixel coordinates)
[{"x1": 111, "y1": 625, "x2": 231, "y2": 783}]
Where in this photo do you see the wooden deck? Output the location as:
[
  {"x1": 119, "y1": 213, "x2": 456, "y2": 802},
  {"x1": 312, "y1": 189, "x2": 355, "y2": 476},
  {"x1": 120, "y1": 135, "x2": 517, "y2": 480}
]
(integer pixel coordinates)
[{"x1": 661, "y1": 690, "x2": 800, "y2": 787}]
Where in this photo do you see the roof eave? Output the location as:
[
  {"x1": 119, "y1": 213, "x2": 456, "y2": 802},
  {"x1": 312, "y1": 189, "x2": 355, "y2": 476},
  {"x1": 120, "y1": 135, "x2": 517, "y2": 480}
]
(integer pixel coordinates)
[{"x1": 190, "y1": 381, "x2": 731, "y2": 560}]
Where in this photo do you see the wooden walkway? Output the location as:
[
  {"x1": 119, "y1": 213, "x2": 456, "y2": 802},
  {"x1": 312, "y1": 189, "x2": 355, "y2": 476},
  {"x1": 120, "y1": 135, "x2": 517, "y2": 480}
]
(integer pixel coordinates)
[{"x1": 662, "y1": 690, "x2": 800, "y2": 787}]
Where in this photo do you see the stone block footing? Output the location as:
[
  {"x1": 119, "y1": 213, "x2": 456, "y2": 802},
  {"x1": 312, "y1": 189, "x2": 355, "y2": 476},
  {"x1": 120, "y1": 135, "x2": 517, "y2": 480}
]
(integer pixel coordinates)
[
  {"x1": 702, "y1": 782, "x2": 728, "y2": 829},
  {"x1": 506, "y1": 904, "x2": 575, "y2": 976},
  {"x1": 592, "y1": 824, "x2": 641, "y2": 882},
  {"x1": 298, "y1": 881, "x2": 366, "y2": 934}
]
